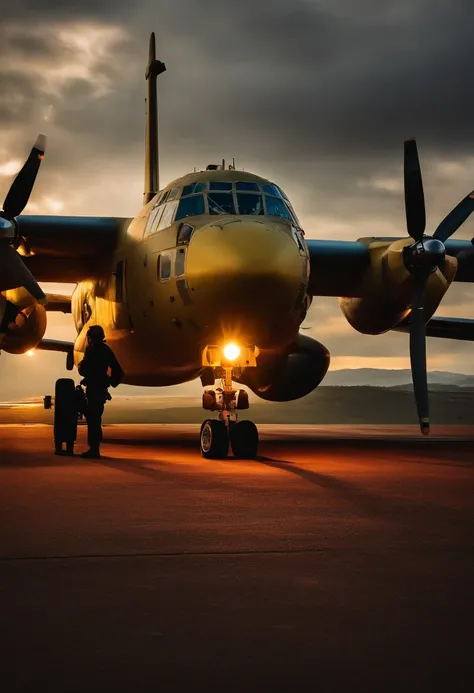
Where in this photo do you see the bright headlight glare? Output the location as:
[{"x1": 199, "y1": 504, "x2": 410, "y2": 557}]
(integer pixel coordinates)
[{"x1": 223, "y1": 343, "x2": 240, "y2": 361}]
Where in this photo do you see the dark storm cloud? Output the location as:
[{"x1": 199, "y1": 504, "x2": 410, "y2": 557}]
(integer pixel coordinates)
[
  {"x1": 3, "y1": 0, "x2": 474, "y2": 161},
  {"x1": 0, "y1": 0, "x2": 123, "y2": 21},
  {"x1": 0, "y1": 71, "x2": 43, "y2": 124}
]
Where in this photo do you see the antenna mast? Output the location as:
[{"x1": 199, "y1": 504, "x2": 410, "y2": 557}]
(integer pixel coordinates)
[{"x1": 143, "y1": 32, "x2": 166, "y2": 205}]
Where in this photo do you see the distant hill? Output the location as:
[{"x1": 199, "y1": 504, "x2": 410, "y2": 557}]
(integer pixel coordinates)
[{"x1": 321, "y1": 369, "x2": 474, "y2": 388}]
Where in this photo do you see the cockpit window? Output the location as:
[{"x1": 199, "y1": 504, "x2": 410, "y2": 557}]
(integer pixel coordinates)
[
  {"x1": 144, "y1": 204, "x2": 165, "y2": 236},
  {"x1": 153, "y1": 191, "x2": 166, "y2": 207},
  {"x1": 175, "y1": 194, "x2": 205, "y2": 221},
  {"x1": 286, "y1": 201, "x2": 300, "y2": 227},
  {"x1": 209, "y1": 181, "x2": 232, "y2": 191},
  {"x1": 265, "y1": 196, "x2": 292, "y2": 220},
  {"x1": 236, "y1": 181, "x2": 260, "y2": 191},
  {"x1": 163, "y1": 188, "x2": 181, "y2": 202},
  {"x1": 208, "y1": 192, "x2": 236, "y2": 215},
  {"x1": 262, "y1": 184, "x2": 282, "y2": 197},
  {"x1": 144, "y1": 180, "x2": 297, "y2": 230},
  {"x1": 236, "y1": 193, "x2": 264, "y2": 215},
  {"x1": 183, "y1": 182, "x2": 206, "y2": 196},
  {"x1": 157, "y1": 201, "x2": 179, "y2": 230}
]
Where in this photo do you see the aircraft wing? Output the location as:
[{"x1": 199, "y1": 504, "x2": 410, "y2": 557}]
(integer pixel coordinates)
[
  {"x1": 36, "y1": 338, "x2": 74, "y2": 353},
  {"x1": 307, "y1": 238, "x2": 474, "y2": 298},
  {"x1": 35, "y1": 339, "x2": 75, "y2": 370},
  {"x1": 17, "y1": 215, "x2": 132, "y2": 283},
  {"x1": 44, "y1": 293, "x2": 72, "y2": 313},
  {"x1": 393, "y1": 316, "x2": 474, "y2": 342}
]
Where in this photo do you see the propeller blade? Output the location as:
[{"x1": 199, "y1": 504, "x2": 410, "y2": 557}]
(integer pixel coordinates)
[
  {"x1": 2, "y1": 134, "x2": 46, "y2": 219},
  {"x1": 0, "y1": 243, "x2": 46, "y2": 301},
  {"x1": 404, "y1": 138, "x2": 426, "y2": 242},
  {"x1": 409, "y1": 273, "x2": 430, "y2": 435},
  {"x1": 433, "y1": 190, "x2": 474, "y2": 243}
]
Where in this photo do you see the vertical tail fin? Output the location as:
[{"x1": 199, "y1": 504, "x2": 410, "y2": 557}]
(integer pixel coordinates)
[{"x1": 143, "y1": 33, "x2": 166, "y2": 206}]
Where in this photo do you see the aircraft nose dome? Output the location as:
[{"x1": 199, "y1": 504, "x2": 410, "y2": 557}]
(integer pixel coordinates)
[{"x1": 186, "y1": 218, "x2": 305, "y2": 317}]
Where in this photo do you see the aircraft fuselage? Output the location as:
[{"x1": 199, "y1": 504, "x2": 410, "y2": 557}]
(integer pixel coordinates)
[{"x1": 71, "y1": 170, "x2": 310, "y2": 386}]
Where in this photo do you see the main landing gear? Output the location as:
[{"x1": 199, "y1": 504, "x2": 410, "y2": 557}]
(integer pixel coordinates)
[
  {"x1": 200, "y1": 367, "x2": 259, "y2": 460},
  {"x1": 44, "y1": 378, "x2": 87, "y2": 456}
]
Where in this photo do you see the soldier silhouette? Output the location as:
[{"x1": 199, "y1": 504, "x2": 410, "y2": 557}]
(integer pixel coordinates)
[{"x1": 78, "y1": 325, "x2": 124, "y2": 458}]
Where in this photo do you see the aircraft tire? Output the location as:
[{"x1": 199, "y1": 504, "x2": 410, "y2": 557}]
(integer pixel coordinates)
[
  {"x1": 230, "y1": 420, "x2": 259, "y2": 459},
  {"x1": 200, "y1": 419, "x2": 228, "y2": 459},
  {"x1": 54, "y1": 378, "x2": 78, "y2": 451}
]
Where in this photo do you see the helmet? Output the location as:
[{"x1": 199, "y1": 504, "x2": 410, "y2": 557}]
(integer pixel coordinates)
[{"x1": 86, "y1": 325, "x2": 105, "y2": 341}]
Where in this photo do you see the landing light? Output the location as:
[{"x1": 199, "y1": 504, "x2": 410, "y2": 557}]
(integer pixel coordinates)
[
  {"x1": 27, "y1": 350, "x2": 34, "y2": 357},
  {"x1": 223, "y1": 343, "x2": 240, "y2": 361}
]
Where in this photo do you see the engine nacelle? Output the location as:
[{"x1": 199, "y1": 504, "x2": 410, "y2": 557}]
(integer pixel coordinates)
[
  {"x1": 339, "y1": 296, "x2": 409, "y2": 335},
  {"x1": 235, "y1": 334, "x2": 330, "y2": 402},
  {"x1": 339, "y1": 238, "x2": 458, "y2": 335},
  {"x1": 0, "y1": 302, "x2": 47, "y2": 354}
]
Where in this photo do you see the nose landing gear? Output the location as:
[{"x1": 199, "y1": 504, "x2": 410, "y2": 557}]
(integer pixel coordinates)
[{"x1": 200, "y1": 366, "x2": 259, "y2": 459}]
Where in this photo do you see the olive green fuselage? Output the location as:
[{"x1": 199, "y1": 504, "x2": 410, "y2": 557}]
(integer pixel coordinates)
[{"x1": 71, "y1": 170, "x2": 310, "y2": 386}]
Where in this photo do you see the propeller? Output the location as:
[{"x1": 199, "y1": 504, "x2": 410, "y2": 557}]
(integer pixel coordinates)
[
  {"x1": 2, "y1": 134, "x2": 46, "y2": 221},
  {"x1": 0, "y1": 135, "x2": 46, "y2": 302},
  {"x1": 402, "y1": 138, "x2": 474, "y2": 434}
]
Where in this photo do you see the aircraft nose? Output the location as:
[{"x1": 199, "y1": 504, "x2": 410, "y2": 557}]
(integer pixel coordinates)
[{"x1": 186, "y1": 218, "x2": 306, "y2": 328}]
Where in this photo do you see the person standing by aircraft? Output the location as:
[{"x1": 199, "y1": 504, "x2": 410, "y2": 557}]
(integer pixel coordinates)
[{"x1": 78, "y1": 325, "x2": 124, "y2": 459}]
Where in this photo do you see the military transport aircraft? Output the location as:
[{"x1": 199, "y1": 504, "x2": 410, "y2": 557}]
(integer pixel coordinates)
[{"x1": 2, "y1": 33, "x2": 474, "y2": 458}]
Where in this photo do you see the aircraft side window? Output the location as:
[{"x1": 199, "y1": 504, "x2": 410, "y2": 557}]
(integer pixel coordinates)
[
  {"x1": 236, "y1": 193, "x2": 264, "y2": 216},
  {"x1": 207, "y1": 192, "x2": 235, "y2": 215},
  {"x1": 291, "y1": 226, "x2": 306, "y2": 254},
  {"x1": 177, "y1": 223, "x2": 194, "y2": 245},
  {"x1": 157, "y1": 253, "x2": 171, "y2": 280},
  {"x1": 265, "y1": 196, "x2": 292, "y2": 221},
  {"x1": 183, "y1": 182, "x2": 206, "y2": 195},
  {"x1": 157, "y1": 201, "x2": 179, "y2": 230},
  {"x1": 175, "y1": 248, "x2": 186, "y2": 276},
  {"x1": 175, "y1": 194, "x2": 205, "y2": 222},
  {"x1": 81, "y1": 299, "x2": 92, "y2": 326}
]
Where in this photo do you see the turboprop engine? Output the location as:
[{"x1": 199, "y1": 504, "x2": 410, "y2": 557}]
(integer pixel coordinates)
[
  {"x1": 235, "y1": 333, "x2": 330, "y2": 402},
  {"x1": 339, "y1": 237, "x2": 457, "y2": 335},
  {"x1": 340, "y1": 138, "x2": 474, "y2": 434}
]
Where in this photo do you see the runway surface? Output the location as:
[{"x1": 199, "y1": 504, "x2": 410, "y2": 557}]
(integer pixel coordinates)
[{"x1": 1, "y1": 424, "x2": 473, "y2": 692}]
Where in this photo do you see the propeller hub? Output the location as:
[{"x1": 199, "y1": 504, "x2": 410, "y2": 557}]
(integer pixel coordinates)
[
  {"x1": 0, "y1": 215, "x2": 15, "y2": 239},
  {"x1": 403, "y1": 236, "x2": 446, "y2": 274}
]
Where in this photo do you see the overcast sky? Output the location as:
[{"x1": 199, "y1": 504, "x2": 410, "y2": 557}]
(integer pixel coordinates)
[{"x1": 2, "y1": 0, "x2": 474, "y2": 398}]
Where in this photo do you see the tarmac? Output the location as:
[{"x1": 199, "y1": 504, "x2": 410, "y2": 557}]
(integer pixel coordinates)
[{"x1": 1, "y1": 424, "x2": 473, "y2": 692}]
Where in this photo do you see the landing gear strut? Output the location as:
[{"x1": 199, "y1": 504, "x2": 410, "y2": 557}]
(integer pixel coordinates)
[{"x1": 200, "y1": 366, "x2": 259, "y2": 460}]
